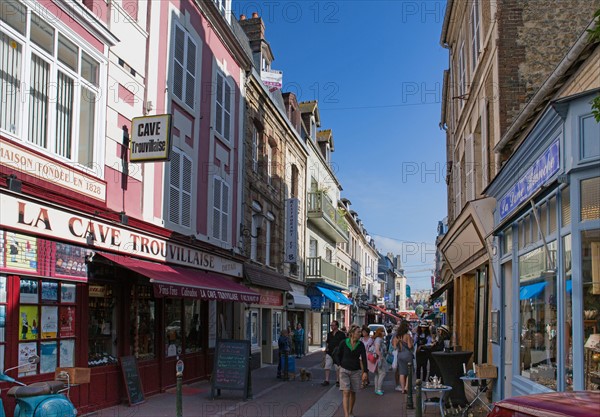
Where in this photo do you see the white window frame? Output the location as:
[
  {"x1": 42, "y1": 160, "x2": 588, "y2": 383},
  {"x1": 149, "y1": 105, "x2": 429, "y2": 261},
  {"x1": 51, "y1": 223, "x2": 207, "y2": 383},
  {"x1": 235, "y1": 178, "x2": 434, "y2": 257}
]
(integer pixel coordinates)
[
  {"x1": 267, "y1": 143, "x2": 273, "y2": 185},
  {"x1": 171, "y1": 21, "x2": 197, "y2": 111},
  {"x1": 265, "y1": 211, "x2": 275, "y2": 266},
  {"x1": 470, "y1": 1, "x2": 481, "y2": 73},
  {"x1": 211, "y1": 176, "x2": 230, "y2": 244},
  {"x1": 168, "y1": 147, "x2": 193, "y2": 229},
  {"x1": 250, "y1": 201, "x2": 262, "y2": 262},
  {"x1": 465, "y1": 134, "x2": 476, "y2": 201},
  {"x1": 458, "y1": 40, "x2": 467, "y2": 104},
  {"x1": 0, "y1": 4, "x2": 105, "y2": 173},
  {"x1": 214, "y1": 69, "x2": 233, "y2": 142}
]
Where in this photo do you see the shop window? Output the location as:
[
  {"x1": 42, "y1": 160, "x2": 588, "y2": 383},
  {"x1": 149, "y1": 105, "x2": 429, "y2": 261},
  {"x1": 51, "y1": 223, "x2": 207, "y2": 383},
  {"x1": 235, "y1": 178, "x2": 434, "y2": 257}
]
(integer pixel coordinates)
[
  {"x1": 503, "y1": 226, "x2": 513, "y2": 254},
  {"x1": 561, "y1": 186, "x2": 571, "y2": 227},
  {"x1": 246, "y1": 309, "x2": 259, "y2": 348},
  {"x1": 272, "y1": 311, "x2": 282, "y2": 347},
  {"x1": 88, "y1": 284, "x2": 117, "y2": 367},
  {"x1": 518, "y1": 241, "x2": 557, "y2": 389},
  {"x1": 129, "y1": 285, "x2": 155, "y2": 360},
  {"x1": 165, "y1": 298, "x2": 182, "y2": 357},
  {"x1": 549, "y1": 196, "x2": 557, "y2": 234},
  {"x1": 184, "y1": 299, "x2": 202, "y2": 353},
  {"x1": 0, "y1": 275, "x2": 6, "y2": 371},
  {"x1": 581, "y1": 177, "x2": 600, "y2": 221},
  {"x1": 18, "y1": 278, "x2": 77, "y2": 376},
  {"x1": 582, "y1": 229, "x2": 600, "y2": 390},
  {"x1": 563, "y1": 235, "x2": 573, "y2": 390}
]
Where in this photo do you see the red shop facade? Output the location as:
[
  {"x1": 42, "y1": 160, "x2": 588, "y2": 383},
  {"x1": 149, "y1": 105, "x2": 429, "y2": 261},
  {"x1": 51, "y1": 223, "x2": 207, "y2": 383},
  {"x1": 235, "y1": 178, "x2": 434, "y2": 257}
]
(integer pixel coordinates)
[{"x1": 0, "y1": 191, "x2": 258, "y2": 415}]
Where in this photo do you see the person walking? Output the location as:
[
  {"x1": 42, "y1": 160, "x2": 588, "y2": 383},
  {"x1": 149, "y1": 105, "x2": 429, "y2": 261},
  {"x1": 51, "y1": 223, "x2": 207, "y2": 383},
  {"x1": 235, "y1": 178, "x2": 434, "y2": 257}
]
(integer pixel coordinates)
[
  {"x1": 360, "y1": 326, "x2": 372, "y2": 388},
  {"x1": 337, "y1": 324, "x2": 368, "y2": 417},
  {"x1": 277, "y1": 329, "x2": 291, "y2": 380},
  {"x1": 370, "y1": 327, "x2": 388, "y2": 395},
  {"x1": 294, "y1": 323, "x2": 305, "y2": 358},
  {"x1": 395, "y1": 320, "x2": 414, "y2": 393},
  {"x1": 415, "y1": 323, "x2": 432, "y2": 381},
  {"x1": 322, "y1": 320, "x2": 346, "y2": 386}
]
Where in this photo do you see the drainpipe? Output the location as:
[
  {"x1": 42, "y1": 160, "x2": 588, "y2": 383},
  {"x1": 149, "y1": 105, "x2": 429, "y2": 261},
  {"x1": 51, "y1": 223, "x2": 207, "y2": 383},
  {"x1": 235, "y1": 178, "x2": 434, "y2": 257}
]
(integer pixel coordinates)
[{"x1": 494, "y1": 19, "x2": 597, "y2": 154}]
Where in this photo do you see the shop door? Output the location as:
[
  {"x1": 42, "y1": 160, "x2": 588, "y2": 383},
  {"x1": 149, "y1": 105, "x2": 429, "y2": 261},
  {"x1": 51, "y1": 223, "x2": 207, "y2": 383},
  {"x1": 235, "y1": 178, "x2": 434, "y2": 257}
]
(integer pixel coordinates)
[
  {"x1": 261, "y1": 308, "x2": 272, "y2": 364},
  {"x1": 321, "y1": 312, "x2": 330, "y2": 348}
]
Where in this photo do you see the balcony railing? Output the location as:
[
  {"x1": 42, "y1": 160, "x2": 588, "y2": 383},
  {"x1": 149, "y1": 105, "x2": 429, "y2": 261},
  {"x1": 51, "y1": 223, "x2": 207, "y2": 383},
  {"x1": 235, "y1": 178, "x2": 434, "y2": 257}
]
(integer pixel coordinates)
[
  {"x1": 307, "y1": 192, "x2": 348, "y2": 242},
  {"x1": 305, "y1": 257, "x2": 348, "y2": 289}
]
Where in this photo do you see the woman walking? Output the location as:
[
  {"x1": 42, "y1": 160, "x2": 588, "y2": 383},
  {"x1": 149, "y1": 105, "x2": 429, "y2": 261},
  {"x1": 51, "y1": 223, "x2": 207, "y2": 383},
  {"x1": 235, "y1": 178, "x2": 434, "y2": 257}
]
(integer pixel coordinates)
[
  {"x1": 360, "y1": 326, "x2": 373, "y2": 388},
  {"x1": 371, "y1": 327, "x2": 388, "y2": 395},
  {"x1": 337, "y1": 324, "x2": 368, "y2": 417},
  {"x1": 394, "y1": 321, "x2": 414, "y2": 393}
]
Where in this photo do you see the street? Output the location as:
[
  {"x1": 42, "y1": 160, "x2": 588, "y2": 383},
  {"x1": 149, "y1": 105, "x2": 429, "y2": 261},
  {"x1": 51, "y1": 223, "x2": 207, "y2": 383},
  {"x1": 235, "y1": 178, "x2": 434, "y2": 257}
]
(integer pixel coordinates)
[{"x1": 91, "y1": 349, "x2": 489, "y2": 417}]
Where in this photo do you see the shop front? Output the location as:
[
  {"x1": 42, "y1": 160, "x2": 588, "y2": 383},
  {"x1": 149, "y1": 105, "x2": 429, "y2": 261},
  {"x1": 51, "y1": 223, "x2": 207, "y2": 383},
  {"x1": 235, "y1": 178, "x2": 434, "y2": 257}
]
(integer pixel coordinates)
[
  {"x1": 486, "y1": 92, "x2": 600, "y2": 396},
  {"x1": 0, "y1": 191, "x2": 259, "y2": 414},
  {"x1": 307, "y1": 285, "x2": 352, "y2": 345},
  {"x1": 244, "y1": 263, "x2": 291, "y2": 366}
]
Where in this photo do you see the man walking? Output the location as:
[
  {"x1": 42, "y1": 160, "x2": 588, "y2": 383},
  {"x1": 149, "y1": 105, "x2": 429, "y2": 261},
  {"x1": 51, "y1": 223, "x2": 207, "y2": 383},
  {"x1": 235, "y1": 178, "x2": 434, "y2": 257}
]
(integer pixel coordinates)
[{"x1": 322, "y1": 320, "x2": 346, "y2": 386}]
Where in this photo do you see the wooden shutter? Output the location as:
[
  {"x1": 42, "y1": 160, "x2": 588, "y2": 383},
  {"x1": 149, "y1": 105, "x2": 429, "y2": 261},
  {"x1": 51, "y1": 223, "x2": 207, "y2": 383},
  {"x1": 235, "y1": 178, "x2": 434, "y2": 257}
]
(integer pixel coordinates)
[
  {"x1": 465, "y1": 134, "x2": 475, "y2": 201},
  {"x1": 181, "y1": 155, "x2": 192, "y2": 227},
  {"x1": 169, "y1": 150, "x2": 181, "y2": 224},
  {"x1": 212, "y1": 177, "x2": 222, "y2": 239},
  {"x1": 173, "y1": 25, "x2": 185, "y2": 102},
  {"x1": 185, "y1": 36, "x2": 196, "y2": 108}
]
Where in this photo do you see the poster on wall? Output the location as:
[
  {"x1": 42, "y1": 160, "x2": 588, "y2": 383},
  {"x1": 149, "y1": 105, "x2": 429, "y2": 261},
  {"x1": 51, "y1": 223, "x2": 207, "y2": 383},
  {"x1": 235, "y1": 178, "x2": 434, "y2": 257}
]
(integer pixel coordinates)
[
  {"x1": 54, "y1": 243, "x2": 88, "y2": 278},
  {"x1": 41, "y1": 281, "x2": 58, "y2": 302},
  {"x1": 20, "y1": 279, "x2": 38, "y2": 304},
  {"x1": 0, "y1": 305, "x2": 5, "y2": 342},
  {"x1": 61, "y1": 284, "x2": 76, "y2": 303},
  {"x1": 40, "y1": 341, "x2": 57, "y2": 374},
  {"x1": 41, "y1": 306, "x2": 58, "y2": 338},
  {"x1": 60, "y1": 339, "x2": 75, "y2": 367},
  {"x1": 18, "y1": 342, "x2": 37, "y2": 376},
  {"x1": 19, "y1": 305, "x2": 39, "y2": 340},
  {"x1": 6, "y1": 232, "x2": 38, "y2": 272},
  {"x1": 59, "y1": 306, "x2": 75, "y2": 337},
  {"x1": 0, "y1": 275, "x2": 6, "y2": 302}
]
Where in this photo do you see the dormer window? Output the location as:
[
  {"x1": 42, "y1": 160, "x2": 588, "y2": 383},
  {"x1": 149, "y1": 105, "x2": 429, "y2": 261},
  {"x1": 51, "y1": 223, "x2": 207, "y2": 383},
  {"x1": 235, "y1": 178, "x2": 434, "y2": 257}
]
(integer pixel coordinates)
[{"x1": 311, "y1": 119, "x2": 316, "y2": 141}]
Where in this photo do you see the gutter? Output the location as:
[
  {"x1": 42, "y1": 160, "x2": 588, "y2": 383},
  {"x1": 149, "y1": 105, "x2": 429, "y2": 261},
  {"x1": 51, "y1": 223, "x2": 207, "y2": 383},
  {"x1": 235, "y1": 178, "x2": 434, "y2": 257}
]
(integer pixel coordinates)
[
  {"x1": 494, "y1": 19, "x2": 597, "y2": 154},
  {"x1": 440, "y1": 0, "x2": 454, "y2": 48}
]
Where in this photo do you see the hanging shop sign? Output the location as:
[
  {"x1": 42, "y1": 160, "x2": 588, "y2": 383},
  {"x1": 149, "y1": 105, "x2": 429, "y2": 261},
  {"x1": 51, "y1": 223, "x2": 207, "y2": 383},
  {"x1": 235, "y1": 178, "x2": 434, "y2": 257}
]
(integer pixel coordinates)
[
  {"x1": 130, "y1": 114, "x2": 172, "y2": 162},
  {"x1": 0, "y1": 140, "x2": 106, "y2": 201},
  {"x1": 0, "y1": 193, "x2": 242, "y2": 277},
  {"x1": 499, "y1": 140, "x2": 560, "y2": 220},
  {"x1": 284, "y1": 198, "x2": 299, "y2": 263}
]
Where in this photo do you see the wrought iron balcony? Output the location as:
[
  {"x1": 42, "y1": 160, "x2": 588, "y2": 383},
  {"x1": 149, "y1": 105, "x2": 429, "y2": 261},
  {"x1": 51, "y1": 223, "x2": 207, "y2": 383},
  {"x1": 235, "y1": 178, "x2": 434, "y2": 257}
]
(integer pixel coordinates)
[
  {"x1": 307, "y1": 192, "x2": 349, "y2": 243},
  {"x1": 305, "y1": 257, "x2": 348, "y2": 289}
]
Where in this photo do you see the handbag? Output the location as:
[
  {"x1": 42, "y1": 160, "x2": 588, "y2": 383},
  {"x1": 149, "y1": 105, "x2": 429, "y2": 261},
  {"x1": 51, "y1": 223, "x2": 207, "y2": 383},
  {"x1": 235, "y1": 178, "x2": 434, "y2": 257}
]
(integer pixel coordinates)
[
  {"x1": 367, "y1": 352, "x2": 377, "y2": 363},
  {"x1": 386, "y1": 351, "x2": 395, "y2": 365}
]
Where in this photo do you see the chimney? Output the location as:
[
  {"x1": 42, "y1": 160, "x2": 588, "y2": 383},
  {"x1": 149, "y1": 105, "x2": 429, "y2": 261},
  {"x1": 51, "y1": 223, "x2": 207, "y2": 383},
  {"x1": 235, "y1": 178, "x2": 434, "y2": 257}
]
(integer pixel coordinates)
[{"x1": 239, "y1": 11, "x2": 265, "y2": 43}]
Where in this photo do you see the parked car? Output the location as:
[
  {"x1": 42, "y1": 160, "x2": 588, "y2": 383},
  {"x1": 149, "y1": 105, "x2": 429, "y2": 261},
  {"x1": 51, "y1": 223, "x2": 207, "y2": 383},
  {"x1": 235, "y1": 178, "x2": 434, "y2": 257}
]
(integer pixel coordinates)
[
  {"x1": 487, "y1": 391, "x2": 600, "y2": 417},
  {"x1": 367, "y1": 324, "x2": 386, "y2": 337}
]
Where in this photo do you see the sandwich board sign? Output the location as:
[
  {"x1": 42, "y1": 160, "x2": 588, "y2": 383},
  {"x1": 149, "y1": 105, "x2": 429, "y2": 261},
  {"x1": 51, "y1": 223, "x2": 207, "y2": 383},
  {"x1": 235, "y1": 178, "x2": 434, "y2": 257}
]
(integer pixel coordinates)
[{"x1": 130, "y1": 114, "x2": 172, "y2": 162}]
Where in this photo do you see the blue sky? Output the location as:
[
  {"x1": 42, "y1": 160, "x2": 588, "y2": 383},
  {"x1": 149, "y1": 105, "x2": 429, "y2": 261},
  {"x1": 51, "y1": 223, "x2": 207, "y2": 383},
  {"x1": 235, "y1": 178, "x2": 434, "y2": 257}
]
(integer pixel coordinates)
[{"x1": 232, "y1": 1, "x2": 449, "y2": 289}]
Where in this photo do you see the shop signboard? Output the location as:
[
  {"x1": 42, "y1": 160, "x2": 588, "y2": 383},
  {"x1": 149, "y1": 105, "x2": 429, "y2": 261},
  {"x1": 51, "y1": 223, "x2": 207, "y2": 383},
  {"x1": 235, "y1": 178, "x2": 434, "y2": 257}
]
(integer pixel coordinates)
[{"x1": 130, "y1": 114, "x2": 172, "y2": 162}]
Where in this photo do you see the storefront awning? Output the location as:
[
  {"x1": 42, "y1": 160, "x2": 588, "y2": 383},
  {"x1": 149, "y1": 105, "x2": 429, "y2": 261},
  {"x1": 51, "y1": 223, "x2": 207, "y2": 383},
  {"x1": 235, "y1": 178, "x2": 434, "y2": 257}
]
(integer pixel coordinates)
[
  {"x1": 286, "y1": 291, "x2": 312, "y2": 309},
  {"x1": 368, "y1": 304, "x2": 401, "y2": 322},
  {"x1": 519, "y1": 281, "x2": 547, "y2": 300},
  {"x1": 95, "y1": 252, "x2": 260, "y2": 303},
  {"x1": 316, "y1": 286, "x2": 352, "y2": 305},
  {"x1": 244, "y1": 263, "x2": 292, "y2": 291},
  {"x1": 430, "y1": 279, "x2": 453, "y2": 301}
]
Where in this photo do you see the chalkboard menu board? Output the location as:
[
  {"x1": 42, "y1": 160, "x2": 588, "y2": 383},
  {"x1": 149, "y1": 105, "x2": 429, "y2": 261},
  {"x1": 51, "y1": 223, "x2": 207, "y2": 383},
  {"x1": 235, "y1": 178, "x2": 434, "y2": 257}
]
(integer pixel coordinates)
[
  {"x1": 211, "y1": 339, "x2": 250, "y2": 400},
  {"x1": 120, "y1": 355, "x2": 145, "y2": 406}
]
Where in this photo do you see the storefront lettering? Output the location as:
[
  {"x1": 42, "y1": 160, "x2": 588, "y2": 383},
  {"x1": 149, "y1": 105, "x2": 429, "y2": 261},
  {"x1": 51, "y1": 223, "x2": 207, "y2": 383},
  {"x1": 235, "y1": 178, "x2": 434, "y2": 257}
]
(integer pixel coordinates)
[
  {"x1": 68, "y1": 218, "x2": 122, "y2": 247},
  {"x1": 17, "y1": 202, "x2": 52, "y2": 230},
  {"x1": 168, "y1": 245, "x2": 214, "y2": 268}
]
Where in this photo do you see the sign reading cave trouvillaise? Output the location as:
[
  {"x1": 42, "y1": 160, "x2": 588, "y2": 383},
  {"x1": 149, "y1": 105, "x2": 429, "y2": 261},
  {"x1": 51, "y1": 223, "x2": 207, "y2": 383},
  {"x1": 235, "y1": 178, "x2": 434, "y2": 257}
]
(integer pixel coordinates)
[{"x1": 0, "y1": 193, "x2": 242, "y2": 277}]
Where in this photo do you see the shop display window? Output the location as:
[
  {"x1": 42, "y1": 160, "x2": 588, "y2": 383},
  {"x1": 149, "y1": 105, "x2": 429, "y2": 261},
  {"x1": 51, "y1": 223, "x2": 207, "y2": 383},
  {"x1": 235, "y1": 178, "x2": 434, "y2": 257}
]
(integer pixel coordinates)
[
  {"x1": 165, "y1": 298, "x2": 182, "y2": 357},
  {"x1": 563, "y1": 235, "x2": 573, "y2": 390},
  {"x1": 246, "y1": 309, "x2": 259, "y2": 348},
  {"x1": 88, "y1": 284, "x2": 118, "y2": 366},
  {"x1": 0, "y1": 275, "x2": 6, "y2": 371},
  {"x1": 583, "y1": 229, "x2": 600, "y2": 390},
  {"x1": 17, "y1": 277, "x2": 76, "y2": 376},
  {"x1": 518, "y1": 241, "x2": 557, "y2": 390},
  {"x1": 272, "y1": 311, "x2": 282, "y2": 347},
  {"x1": 184, "y1": 299, "x2": 202, "y2": 353},
  {"x1": 129, "y1": 285, "x2": 156, "y2": 360}
]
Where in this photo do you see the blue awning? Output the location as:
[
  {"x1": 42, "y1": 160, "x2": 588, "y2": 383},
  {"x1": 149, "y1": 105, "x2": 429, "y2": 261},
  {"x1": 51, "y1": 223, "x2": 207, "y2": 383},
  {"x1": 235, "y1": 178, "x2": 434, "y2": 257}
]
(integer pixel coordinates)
[
  {"x1": 316, "y1": 286, "x2": 353, "y2": 305},
  {"x1": 519, "y1": 281, "x2": 547, "y2": 300}
]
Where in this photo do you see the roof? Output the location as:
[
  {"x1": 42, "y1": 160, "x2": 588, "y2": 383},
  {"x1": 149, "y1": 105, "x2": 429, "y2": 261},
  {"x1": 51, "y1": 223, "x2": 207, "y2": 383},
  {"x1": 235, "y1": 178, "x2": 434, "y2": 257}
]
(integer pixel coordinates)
[
  {"x1": 317, "y1": 129, "x2": 334, "y2": 151},
  {"x1": 299, "y1": 100, "x2": 321, "y2": 125}
]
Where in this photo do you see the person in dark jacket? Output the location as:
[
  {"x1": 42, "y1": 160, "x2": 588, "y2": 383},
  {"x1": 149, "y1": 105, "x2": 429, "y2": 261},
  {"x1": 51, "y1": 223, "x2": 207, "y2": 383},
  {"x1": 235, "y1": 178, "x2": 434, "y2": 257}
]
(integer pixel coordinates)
[
  {"x1": 337, "y1": 324, "x2": 368, "y2": 417},
  {"x1": 322, "y1": 320, "x2": 346, "y2": 386},
  {"x1": 277, "y1": 329, "x2": 291, "y2": 380},
  {"x1": 294, "y1": 323, "x2": 305, "y2": 358}
]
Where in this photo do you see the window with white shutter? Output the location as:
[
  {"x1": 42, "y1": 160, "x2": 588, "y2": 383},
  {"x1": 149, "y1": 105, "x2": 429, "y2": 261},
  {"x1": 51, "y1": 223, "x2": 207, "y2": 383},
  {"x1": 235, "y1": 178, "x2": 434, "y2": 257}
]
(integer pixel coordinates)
[
  {"x1": 470, "y1": 1, "x2": 480, "y2": 72},
  {"x1": 215, "y1": 70, "x2": 232, "y2": 141},
  {"x1": 212, "y1": 177, "x2": 230, "y2": 242},
  {"x1": 458, "y1": 41, "x2": 466, "y2": 104},
  {"x1": 169, "y1": 147, "x2": 192, "y2": 228},
  {"x1": 172, "y1": 23, "x2": 197, "y2": 109},
  {"x1": 454, "y1": 153, "x2": 462, "y2": 217},
  {"x1": 251, "y1": 126, "x2": 258, "y2": 172},
  {"x1": 465, "y1": 134, "x2": 475, "y2": 201}
]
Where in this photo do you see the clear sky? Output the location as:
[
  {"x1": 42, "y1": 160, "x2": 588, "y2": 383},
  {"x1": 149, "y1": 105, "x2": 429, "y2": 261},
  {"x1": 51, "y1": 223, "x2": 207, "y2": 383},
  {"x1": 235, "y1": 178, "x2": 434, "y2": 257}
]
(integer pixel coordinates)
[{"x1": 232, "y1": 1, "x2": 449, "y2": 290}]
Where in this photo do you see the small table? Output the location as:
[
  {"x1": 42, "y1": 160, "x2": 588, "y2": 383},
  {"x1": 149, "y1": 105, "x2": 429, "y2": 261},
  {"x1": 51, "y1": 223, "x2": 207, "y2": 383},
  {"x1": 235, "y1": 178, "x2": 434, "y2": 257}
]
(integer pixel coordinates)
[
  {"x1": 421, "y1": 384, "x2": 453, "y2": 416},
  {"x1": 460, "y1": 376, "x2": 495, "y2": 416}
]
